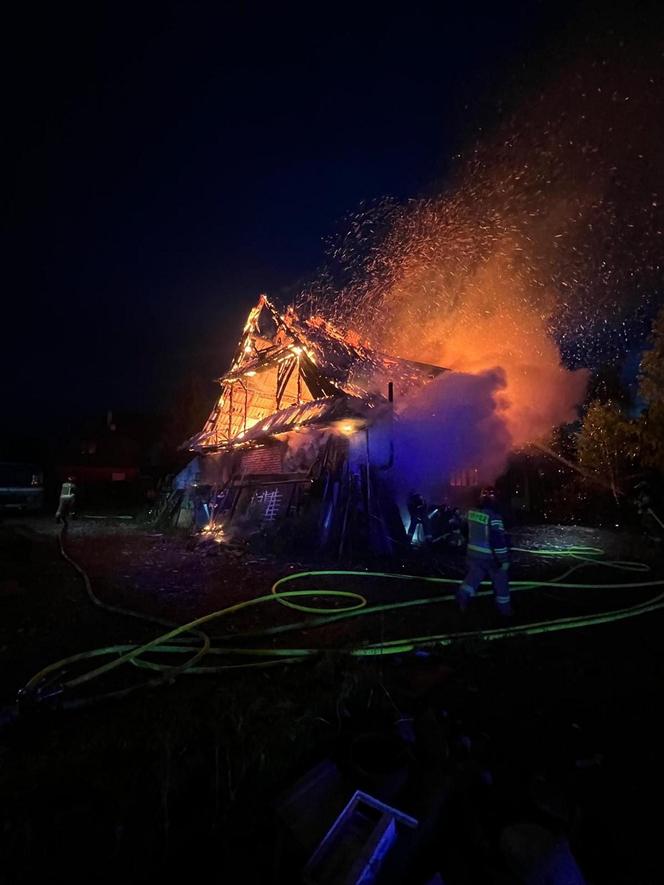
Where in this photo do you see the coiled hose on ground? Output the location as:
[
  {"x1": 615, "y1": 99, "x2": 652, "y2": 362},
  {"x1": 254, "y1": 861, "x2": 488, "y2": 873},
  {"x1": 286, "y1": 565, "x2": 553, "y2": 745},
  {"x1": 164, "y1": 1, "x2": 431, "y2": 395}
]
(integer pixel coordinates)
[{"x1": 17, "y1": 531, "x2": 664, "y2": 709}]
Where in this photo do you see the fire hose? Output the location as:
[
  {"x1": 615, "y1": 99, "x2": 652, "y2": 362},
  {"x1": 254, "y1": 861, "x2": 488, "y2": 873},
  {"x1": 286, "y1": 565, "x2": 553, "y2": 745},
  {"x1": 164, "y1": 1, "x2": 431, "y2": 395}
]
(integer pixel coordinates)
[{"x1": 16, "y1": 533, "x2": 664, "y2": 711}]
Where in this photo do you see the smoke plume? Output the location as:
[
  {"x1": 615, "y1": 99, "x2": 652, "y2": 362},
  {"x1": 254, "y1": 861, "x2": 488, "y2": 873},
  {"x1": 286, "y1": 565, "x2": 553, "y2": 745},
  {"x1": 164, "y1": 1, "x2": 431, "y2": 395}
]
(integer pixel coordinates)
[
  {"x1": 299, "y1": 33, "x2": 664, "y2": 488},
  {"x1": 393, "y1": 369, "x2": 512, "y2": 502}
]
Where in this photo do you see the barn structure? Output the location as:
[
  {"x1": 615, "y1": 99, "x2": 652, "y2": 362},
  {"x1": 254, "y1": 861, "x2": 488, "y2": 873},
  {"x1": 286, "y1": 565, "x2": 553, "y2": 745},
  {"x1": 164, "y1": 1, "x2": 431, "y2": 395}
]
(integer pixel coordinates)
[{"x1": 183, "y1": 295, "x2": 446, "y2": 557}]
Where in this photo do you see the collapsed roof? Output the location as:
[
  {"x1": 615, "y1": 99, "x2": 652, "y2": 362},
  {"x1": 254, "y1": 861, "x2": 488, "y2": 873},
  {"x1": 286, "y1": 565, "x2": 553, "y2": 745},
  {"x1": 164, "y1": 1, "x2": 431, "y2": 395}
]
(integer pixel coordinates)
[{"x1": 187, "y1": 295, "x2": 446, "y2": 453}]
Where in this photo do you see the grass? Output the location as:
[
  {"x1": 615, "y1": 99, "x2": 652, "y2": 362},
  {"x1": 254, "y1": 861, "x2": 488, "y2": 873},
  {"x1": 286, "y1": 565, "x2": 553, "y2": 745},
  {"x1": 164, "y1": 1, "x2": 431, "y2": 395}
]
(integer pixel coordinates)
[{"x1": 1, "y1": 518, "x2": 663, "y2": 883}]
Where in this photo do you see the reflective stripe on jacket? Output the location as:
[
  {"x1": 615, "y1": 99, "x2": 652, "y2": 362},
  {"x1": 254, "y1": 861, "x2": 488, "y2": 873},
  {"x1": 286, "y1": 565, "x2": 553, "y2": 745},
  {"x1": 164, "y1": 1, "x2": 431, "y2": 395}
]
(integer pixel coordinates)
[{"x1": 466, "y1": 507, "x2": 509, "y2": 563}]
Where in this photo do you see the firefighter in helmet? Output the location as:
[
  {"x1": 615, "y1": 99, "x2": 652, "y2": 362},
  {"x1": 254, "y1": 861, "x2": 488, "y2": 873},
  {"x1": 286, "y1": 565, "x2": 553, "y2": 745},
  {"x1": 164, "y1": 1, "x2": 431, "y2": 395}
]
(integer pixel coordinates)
[
  {"x1": 407, "y1": 490, "x2": 432, "y2": 544},
  {"x1": 55, "y1": 476, "x2": 77, "y2": 527},
  {"x1": 456, "y1": 486, "x2": 512, "y2": 616}
]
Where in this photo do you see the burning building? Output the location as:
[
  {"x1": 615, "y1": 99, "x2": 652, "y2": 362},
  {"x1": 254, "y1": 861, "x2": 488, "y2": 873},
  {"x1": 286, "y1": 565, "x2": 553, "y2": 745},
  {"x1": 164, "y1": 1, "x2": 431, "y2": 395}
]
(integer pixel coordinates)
[{"x1": 183, "y1": 295, "x2": 447, "y2": 556}]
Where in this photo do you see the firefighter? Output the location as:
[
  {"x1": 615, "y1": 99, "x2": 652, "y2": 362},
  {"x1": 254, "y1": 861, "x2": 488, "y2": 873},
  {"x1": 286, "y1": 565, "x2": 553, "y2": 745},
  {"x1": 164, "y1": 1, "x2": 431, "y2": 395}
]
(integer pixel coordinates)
[
  {"x1": 407, "y1": 490, "x2": 432, "y2": 544},
  {"x1": 436, "y1": 500, "x2": 464, "y2": 548},
  {"x1": 456, "y1": 486, "x2": 512, "y2": 616},
  {"x1": 55, "y1": 476, "x2": 77, "y2": 527}
]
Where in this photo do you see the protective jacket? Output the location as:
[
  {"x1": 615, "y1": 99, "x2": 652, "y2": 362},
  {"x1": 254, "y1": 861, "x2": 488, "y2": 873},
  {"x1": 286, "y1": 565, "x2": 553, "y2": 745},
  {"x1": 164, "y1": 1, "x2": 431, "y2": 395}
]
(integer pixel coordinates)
[
  {"x1": 466, "y1": 505, "x2": 509, "y2": 564},
  {"x1": 59, "y1": 481, "x2": 76, "y2": 500}
]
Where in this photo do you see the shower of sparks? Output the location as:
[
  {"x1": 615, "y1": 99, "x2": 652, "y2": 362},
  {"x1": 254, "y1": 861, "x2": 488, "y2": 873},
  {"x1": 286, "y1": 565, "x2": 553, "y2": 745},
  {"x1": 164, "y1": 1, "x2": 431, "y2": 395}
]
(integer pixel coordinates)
[{"x1": 298, "y1": 52, "x2": 664, "y2": 376}]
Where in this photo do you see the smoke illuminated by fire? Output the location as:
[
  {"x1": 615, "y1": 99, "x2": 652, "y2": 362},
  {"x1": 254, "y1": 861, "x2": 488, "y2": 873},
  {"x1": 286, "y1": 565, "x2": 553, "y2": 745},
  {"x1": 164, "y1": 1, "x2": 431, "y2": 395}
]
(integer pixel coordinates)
[
  {"x1": 381, "y1": 249, "x2": 590, "y2": 450},
  {"x1": 298, "y1": 40, "x2": 664, "y2": 486}
]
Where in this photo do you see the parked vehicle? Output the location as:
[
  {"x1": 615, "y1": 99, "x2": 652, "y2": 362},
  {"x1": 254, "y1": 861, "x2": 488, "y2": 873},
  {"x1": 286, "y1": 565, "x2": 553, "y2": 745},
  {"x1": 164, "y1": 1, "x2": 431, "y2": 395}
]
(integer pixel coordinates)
[{"x1": 0, "y1": 462, "x2": 44, "y2": 512}]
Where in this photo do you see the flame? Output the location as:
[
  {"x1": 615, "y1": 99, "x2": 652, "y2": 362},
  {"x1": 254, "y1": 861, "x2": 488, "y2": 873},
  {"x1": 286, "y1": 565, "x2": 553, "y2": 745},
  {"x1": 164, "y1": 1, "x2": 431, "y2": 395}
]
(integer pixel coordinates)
[
  {"x1": 297, "y1": 48, "x2": 664, "y2": 479},
  {"x1": 387, "y1": 250, "x2": 588, "y2": 449},
  {"x1": 202, "y1": 525, "x2": 226, "y2": 543}
]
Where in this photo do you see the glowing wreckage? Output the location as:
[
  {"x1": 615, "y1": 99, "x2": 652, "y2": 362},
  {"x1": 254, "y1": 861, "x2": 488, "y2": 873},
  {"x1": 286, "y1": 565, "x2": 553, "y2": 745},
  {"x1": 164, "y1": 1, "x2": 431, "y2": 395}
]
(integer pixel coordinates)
[{"x1": 175, "y1": 295, "x2": 448, "y2": 555}]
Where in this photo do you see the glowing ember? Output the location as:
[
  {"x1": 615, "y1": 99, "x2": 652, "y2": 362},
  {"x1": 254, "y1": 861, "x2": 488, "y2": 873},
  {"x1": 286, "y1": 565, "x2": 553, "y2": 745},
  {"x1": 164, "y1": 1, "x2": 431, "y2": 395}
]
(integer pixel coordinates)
[
  {"x1": 201, "y1": 525, "x2": 225, "y2": 543},
  {"x1": 297, "y1": 45, "x2": 664, "y2": 483}
]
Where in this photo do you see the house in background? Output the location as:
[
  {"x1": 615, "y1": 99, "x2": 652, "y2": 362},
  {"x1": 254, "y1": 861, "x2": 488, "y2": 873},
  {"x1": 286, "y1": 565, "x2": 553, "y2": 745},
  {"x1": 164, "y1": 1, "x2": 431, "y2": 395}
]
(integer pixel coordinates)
[{"x1": 55, "y1": 411, "x2": 163, "y2": 507}]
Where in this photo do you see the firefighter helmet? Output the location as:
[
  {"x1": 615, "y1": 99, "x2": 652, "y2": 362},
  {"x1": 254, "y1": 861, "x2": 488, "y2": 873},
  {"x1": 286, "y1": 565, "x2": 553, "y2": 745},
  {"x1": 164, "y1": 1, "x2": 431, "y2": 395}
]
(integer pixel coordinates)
[{"x1": 479, "y1": 486, "x2": 497, "y2": 505}]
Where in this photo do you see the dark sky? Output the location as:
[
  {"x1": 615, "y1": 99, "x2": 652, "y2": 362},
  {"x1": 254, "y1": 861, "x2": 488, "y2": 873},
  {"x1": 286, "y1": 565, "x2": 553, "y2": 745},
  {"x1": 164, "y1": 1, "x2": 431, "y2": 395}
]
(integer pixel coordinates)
[{"x1": 3, "y1": 1, "x2": 648, "y2": 427}]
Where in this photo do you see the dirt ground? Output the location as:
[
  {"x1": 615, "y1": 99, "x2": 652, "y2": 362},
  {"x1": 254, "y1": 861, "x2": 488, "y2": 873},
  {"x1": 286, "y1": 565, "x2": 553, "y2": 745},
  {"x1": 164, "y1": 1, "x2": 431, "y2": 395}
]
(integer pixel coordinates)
[{"x1": 1, "y1": 514, "x2": 663, "y2": 883}]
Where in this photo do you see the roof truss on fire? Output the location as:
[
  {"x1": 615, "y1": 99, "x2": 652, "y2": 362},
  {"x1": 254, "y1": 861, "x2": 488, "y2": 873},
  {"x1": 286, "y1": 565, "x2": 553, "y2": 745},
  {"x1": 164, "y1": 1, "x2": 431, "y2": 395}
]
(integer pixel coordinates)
[{"x1": 187, "y1": 294, "x2": 446, "y2": 453}]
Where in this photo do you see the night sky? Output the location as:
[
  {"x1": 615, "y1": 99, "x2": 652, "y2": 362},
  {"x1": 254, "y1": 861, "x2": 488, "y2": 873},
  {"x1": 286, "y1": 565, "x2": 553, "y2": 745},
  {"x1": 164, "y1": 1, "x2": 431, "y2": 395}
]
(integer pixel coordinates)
[{"x1": 3, "y1": 1, "x2": 659, "y2": 430}]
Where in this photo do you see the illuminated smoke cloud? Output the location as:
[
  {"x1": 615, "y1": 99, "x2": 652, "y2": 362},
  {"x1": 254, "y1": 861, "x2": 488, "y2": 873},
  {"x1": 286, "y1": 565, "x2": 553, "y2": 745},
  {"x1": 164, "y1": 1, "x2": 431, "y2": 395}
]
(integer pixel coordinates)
[
  {"x1": 388, "y1": 251, "x2": 590, "y2": 451},
  {"x1": 298, "y1": 37, "x2": 664, "y2": 484},
  {"x1": 393, "y1": 369, "x2": 512, "y2": 503}
]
